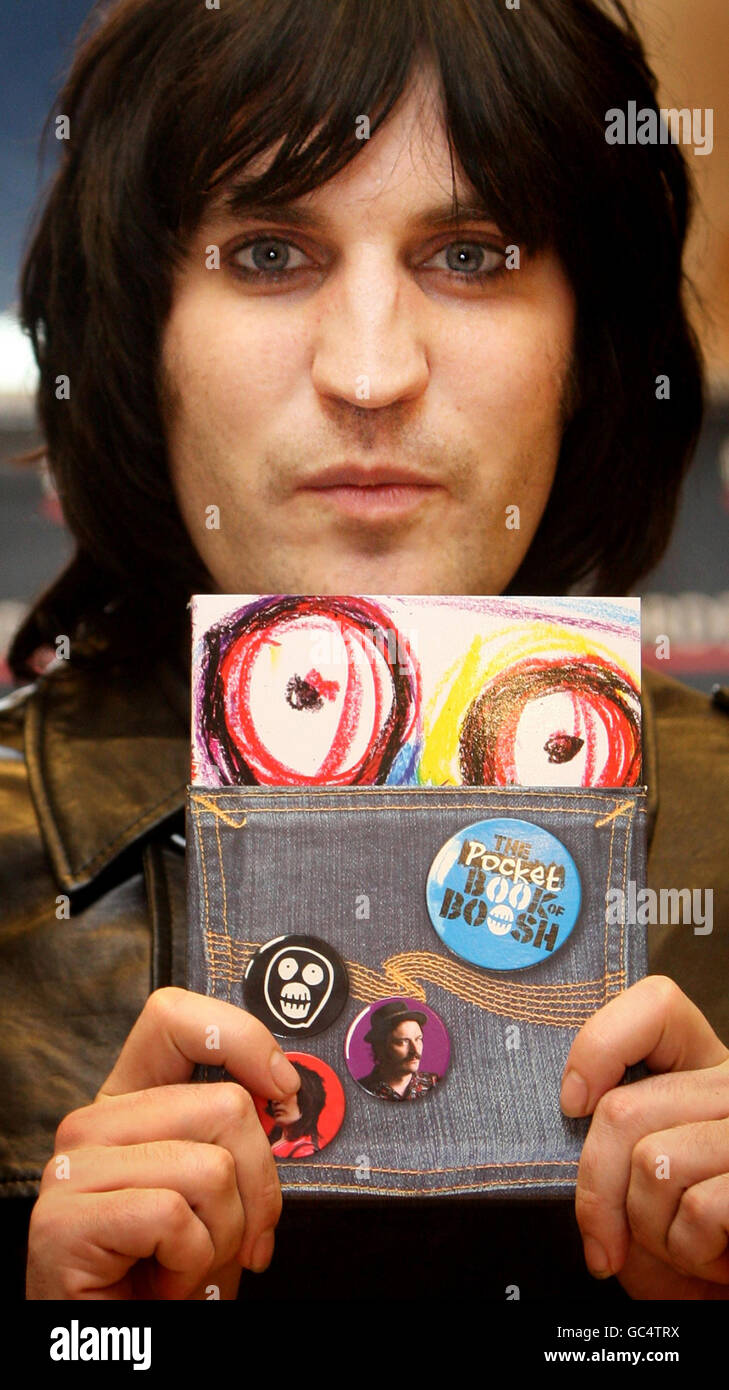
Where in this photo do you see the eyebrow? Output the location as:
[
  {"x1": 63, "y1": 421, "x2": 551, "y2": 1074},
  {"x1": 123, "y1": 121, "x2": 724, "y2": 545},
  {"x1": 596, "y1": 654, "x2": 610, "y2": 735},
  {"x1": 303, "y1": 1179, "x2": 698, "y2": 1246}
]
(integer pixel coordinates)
[{"x1": 205, "y1": 191, "x2": 497, "y2": 231}]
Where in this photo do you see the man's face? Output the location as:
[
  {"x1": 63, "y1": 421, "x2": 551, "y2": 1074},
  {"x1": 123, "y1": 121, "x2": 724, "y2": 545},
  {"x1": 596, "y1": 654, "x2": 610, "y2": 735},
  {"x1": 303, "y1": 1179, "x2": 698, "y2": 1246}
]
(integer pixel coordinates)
[
  {"x1": 270, "y1": 1093, "x2": 302, "y2": 1127},
  {"x1": 160, "y1": 67, "x2": 575, "y2": 596},
  {"x1": 383, "y1": 1021, "x2": 424, "y2": 1077}
]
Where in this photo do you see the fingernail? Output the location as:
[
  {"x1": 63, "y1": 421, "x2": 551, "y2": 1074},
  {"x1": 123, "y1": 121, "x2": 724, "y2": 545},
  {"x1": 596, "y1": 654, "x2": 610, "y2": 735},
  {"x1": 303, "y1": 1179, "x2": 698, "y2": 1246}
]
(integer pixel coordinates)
[
  {"x1": 584, "y1": 1237, "x2": 611, "y2": 1278},
  {"x1": 249, "y1": 1230, "x2": 275, "y2": 1274},
  {"x1": 560, "y1": 1069, "x2": 589, "y2": 1116},
  {"x1": 270, "y1": 1048, "x2": 300, "y2": 1093}
]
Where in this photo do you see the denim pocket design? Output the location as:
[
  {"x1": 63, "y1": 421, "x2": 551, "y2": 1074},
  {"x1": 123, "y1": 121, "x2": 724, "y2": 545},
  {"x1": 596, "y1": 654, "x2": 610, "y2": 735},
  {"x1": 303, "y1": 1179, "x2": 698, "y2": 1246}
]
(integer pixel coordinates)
[{"x1": 186, "y1": 785, "x2": 647, "y2": 1198}]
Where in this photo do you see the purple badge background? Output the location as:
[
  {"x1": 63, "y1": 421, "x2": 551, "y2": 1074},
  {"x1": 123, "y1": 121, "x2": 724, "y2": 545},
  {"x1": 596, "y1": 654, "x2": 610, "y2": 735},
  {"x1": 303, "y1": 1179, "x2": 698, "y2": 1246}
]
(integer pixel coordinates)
[{"x1": 344, "y1": 995, "x2": 451, "y2": 1081}]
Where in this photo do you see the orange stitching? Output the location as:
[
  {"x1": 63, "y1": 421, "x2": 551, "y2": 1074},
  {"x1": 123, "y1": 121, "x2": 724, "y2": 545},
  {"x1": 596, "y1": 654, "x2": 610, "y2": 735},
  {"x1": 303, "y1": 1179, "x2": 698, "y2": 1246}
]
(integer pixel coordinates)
[
  {"x1": 193, "y1": 803, "x2": 211, "y2": 959},
  {"x1": 594, "y1": 798, "x2": 635, "y2": 828},
  {"x1": 190, "y1": 789, "x2": 641, "y2": 1020},
  {"x1": 190, "y1": 791, "x2": 248, "y2": 829},
  {"x1": 192, "y1": 786, "x2": 645, "y2": 803},
  {"x1": 187, "y1": 788, "x2": 644, "y2": 1172},
  {"x1": 191, "y1": 800, "x2": 212, "y2": 1083},
  {"x1": 192, "y1": 797, "x2": 626, "y2": 819},
  {"x1": 203, "y1": 934, "x2": 625, "y2": 1027},
  {"x1": 277, "y1": 1159, "x2": 578, "y2": 1174},
  {"x1": 603, "y1": 810, "x2": 615, "y2": 997},
  {"x1": 213, "y1": 809, "x2": 235, "y2": 1005},
  {"x1": 277, "y1": 1177, "x2": 577, "y2": 1194}
]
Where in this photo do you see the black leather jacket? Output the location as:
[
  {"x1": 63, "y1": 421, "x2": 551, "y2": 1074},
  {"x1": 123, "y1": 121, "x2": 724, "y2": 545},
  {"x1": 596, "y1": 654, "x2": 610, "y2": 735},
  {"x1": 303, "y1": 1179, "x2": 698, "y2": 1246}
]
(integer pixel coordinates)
[{"x1": 1, "y1": 653, "x2": 728, "y2": 1299}]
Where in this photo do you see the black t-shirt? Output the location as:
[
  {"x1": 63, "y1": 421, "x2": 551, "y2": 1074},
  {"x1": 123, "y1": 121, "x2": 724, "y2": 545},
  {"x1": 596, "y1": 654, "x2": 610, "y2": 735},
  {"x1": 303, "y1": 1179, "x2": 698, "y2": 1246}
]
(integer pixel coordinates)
[{"x1": 236, "y1": 1196, "x2": 632, "y2": 1301}]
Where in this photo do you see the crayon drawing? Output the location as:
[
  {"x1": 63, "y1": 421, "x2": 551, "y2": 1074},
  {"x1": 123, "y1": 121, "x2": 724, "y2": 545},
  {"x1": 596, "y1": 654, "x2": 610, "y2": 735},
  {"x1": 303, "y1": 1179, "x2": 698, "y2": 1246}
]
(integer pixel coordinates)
[{"x1": 191, "y1": 594, "x2": 641, "y2": 788}]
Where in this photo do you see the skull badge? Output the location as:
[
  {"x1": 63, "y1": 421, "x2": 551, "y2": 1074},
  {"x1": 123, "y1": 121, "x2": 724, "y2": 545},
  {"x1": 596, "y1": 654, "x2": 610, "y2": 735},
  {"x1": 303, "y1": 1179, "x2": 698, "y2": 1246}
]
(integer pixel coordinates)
[
  {"x1": 244, "y1": 934, "x2": 349, "y2": 1037},
  {"x1": 264, "y1": 946, "x2": 334, "y2": 1029}
]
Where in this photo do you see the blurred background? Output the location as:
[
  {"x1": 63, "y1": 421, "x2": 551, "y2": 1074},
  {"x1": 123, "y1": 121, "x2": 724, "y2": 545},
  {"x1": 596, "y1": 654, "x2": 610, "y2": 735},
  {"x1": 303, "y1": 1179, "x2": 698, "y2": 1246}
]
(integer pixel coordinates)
[{"x1": 0, "y1": 0, "x2": 727, "y2": 695}]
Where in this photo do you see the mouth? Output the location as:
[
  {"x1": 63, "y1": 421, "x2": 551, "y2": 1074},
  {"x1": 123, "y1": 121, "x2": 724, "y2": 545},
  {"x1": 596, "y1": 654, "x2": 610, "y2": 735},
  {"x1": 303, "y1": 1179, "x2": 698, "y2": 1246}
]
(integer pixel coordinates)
[
  {"x1": 280, "y1": 984, "x2": 312, "y2": 1020},
  {"x1": 297, "y1": 464, "x2": 444, "y2": 518}
]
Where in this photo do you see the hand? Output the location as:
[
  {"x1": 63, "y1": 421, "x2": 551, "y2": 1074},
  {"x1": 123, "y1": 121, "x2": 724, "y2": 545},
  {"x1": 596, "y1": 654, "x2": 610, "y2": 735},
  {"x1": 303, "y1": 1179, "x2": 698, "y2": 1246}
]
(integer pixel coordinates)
[
  {"x1": 560, "y1": 975, "x2": 729, "y2": 1299},
  {"x1": 26, "y1": 987, "x2": 300, "y2": 1300}
]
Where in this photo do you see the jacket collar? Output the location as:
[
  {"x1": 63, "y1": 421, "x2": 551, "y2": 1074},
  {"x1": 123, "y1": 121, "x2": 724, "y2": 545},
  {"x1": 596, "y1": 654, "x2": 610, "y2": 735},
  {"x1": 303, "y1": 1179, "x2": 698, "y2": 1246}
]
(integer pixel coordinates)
[
  {"x1": 24, "y1": 652, "x2": 190, "y2": 894},
  {"x1": 22, "y1": 647, "x2": 660, "y2": 896}
]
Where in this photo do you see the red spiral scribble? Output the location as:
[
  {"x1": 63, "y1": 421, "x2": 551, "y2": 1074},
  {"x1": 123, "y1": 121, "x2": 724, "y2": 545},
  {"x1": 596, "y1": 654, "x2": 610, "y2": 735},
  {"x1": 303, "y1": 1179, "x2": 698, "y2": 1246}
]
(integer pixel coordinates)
[
  {"x1": 201, "y1": 595, "x2": 420, "y2": 785},
  {"x1": 459, "y1": 656, "x2": 641, "y2": 787}
]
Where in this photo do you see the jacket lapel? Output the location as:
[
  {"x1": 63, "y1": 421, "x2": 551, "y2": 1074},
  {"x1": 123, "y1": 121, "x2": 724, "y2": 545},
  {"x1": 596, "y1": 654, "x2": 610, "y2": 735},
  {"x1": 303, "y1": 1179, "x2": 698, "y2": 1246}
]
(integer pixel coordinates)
[{"x1": 23, "y1": 654, "x2": 190, "y2": 894}]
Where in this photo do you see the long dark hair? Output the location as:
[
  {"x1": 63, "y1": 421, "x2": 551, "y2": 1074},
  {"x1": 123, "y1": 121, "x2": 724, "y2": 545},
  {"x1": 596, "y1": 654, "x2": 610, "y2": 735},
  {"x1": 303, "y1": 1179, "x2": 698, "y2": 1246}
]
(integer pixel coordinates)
[
  {"x1": 8, "y1": 0, "x2": 703, "y2": 681},
  {"x1": 266, "y1": 1061, "x2": 327, "y2": 1145}
]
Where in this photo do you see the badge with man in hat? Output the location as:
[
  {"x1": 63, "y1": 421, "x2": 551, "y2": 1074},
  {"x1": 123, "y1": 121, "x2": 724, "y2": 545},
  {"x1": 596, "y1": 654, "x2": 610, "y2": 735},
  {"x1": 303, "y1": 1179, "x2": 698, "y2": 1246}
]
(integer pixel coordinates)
[{"x1": 356, "y1": 999, "x2": 443, "y2": 1102}]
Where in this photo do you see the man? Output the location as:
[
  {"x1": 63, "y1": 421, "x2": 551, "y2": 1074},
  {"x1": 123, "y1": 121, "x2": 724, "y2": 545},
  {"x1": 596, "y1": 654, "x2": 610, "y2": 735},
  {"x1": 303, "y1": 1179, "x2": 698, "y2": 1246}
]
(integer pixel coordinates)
[
  {"x1": 1, "y1": 0, "x2": 728, "y2": 1301},
  {"x1": 265, "y1": 1062, "x2": 327, "y2": 1157},
  {"x1": 357, "y1": 1003, "x2": 440, "y2": 1101}
]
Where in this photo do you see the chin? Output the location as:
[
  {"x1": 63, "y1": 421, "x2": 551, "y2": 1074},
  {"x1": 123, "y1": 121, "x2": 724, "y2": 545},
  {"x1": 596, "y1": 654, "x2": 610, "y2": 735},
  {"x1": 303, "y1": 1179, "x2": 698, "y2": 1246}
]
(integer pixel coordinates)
[{"x1": 301, "y1": 549, "x2": 453, "y2": 596}]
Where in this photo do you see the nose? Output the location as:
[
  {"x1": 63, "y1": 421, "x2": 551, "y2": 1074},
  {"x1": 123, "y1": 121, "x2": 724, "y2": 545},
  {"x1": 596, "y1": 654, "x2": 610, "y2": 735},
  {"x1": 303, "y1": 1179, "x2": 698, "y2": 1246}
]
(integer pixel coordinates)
[{"x1": 310, "y1": 246, "x2": 429, "y2": 410}]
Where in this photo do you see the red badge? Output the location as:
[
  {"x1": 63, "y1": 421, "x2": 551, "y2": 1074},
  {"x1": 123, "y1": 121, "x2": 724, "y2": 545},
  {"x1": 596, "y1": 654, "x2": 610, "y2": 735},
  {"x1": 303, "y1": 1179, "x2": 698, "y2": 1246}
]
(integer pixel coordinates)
[{"x1": 254, "y1": 1052, "x2": 346, "y2": 1159}]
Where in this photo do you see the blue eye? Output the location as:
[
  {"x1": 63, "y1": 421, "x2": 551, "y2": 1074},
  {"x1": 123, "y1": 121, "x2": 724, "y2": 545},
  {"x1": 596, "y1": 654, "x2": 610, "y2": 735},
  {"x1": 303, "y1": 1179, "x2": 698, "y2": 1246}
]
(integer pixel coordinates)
[
  {"x1": 426, "y1": 241, "x2": 505, "y2": 280},
  {"x1": 231, "y1": 236, "x2": 310, "y2": 278},
  {"x1": 228, "y1": 235, "x2": 506, "y2": 285}
]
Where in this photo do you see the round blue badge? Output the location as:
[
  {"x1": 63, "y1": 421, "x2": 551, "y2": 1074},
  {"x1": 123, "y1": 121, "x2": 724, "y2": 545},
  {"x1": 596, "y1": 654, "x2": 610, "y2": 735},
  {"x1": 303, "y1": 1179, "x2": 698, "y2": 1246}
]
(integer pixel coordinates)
[{"x1": 426, "y1": 818, "x2": 581, "y2": 970}]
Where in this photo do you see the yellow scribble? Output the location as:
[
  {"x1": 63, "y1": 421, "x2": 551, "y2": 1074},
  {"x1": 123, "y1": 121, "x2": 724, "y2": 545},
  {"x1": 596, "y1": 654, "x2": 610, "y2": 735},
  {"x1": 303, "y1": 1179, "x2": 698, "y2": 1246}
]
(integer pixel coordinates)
[{"x1": 418, "y1": 622, "x2": 637, "y2": 785}]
